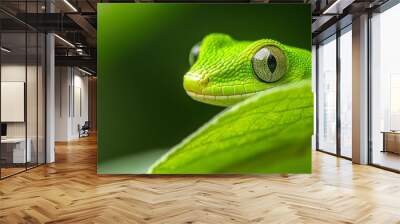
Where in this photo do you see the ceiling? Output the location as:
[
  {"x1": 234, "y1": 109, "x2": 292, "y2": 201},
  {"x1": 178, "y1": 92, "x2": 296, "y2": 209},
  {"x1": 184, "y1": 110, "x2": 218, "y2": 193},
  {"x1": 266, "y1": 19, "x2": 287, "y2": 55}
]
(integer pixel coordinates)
[{"x1": 0, "y1": 0, "x2": 98, "y2": 73}]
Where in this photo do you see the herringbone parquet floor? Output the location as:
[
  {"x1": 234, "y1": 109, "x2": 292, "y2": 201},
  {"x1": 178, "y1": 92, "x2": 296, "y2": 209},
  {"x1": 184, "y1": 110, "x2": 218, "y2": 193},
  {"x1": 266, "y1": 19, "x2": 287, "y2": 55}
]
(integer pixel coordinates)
[{"x1": 1, "y1": 135, "x2": 400, "y2": 224}]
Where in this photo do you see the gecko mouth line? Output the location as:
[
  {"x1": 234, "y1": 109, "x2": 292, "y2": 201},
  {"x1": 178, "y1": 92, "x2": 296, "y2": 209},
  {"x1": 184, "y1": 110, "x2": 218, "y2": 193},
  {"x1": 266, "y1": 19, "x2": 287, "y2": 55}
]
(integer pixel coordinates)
[{"x1": 185, "y1": 91, "x2": 257, "y2": 100}]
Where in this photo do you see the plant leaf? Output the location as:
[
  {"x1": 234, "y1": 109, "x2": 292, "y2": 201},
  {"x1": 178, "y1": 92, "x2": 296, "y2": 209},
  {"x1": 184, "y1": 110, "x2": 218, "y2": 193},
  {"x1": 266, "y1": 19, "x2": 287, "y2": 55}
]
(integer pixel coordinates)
[{"x1": 148, "y1": 80, "x2": 313, "y2": 174}]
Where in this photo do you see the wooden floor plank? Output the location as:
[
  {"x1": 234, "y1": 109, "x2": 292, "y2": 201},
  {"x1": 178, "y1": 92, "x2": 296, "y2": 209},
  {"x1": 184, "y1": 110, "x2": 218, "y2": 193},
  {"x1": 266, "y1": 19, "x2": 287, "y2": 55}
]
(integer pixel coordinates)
[{"x1": 0, "y1": 135, "x2": 400, "y2": 223}]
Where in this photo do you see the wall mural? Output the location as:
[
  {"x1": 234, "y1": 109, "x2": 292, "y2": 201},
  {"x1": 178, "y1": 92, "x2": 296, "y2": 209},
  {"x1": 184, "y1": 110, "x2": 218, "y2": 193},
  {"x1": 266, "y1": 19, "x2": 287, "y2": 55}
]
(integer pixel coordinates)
[{"x1": 97, "y1": 3, "x2": 312, "y2": 174}]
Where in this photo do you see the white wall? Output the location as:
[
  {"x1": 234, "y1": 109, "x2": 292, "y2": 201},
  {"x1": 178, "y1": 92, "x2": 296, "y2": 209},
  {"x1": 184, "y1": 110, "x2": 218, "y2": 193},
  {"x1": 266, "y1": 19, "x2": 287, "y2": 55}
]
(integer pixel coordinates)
[
  {"x1": 55, "y1": 66, "x2": 89, "y2": 141},
  {"x1": 1, "y1": 64, "x2": 25, "y2": 81},
  {"x1": 72, "y1": 73, "x2": 89, "y2": 138},
  {"x1": 55, "y1": 66, "x2": 70, "y2": 141}
]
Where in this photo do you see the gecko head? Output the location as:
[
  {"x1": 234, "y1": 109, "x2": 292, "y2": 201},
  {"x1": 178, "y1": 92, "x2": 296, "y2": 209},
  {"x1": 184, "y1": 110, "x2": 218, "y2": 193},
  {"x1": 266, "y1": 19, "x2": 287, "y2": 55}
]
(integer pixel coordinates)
[{"x1": 183, "y1": 33, "x2": 309, "y2": 107}]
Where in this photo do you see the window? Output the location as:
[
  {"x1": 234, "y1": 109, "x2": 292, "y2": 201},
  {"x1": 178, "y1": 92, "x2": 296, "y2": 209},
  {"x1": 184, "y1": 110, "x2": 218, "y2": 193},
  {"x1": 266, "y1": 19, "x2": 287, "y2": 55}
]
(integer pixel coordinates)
[
  {"x1": 339, "y1": 26, "x2": 352, "y2": 158},
  {"x1": 317, "y1": 35, "x2": 337, "y2": 154},
  {"x1": 370, "y1": 3, "x2": 400, "y2": 171},
  {"x1": 316, "y1": 25, "x2": 353, "y2": 159}
]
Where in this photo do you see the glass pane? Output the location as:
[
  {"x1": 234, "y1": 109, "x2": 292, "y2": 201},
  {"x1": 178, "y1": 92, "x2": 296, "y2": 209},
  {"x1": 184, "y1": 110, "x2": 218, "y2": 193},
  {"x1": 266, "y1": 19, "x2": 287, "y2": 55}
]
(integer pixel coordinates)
[
  {"x1": 27, "y1": 31, "x2": 38, "y2": 169},
  {"x1": 38, "y1": 33, "x2": 45, "y2": 165},
  {"x1": 339, "y1": 27, "x2": 352, "y2": 158},
  {"x1": 0, "y1": 1, "x2": 46, "y2": 178},
  {"x1": 317, "y1": 35, "x2": 337, "y2": 154},
  {"x1": 371, "y1": 4, "x2": 400, "y2": 171},
  {"x1": 1, "y1": 32, "x2": 27, "y2": 177}
]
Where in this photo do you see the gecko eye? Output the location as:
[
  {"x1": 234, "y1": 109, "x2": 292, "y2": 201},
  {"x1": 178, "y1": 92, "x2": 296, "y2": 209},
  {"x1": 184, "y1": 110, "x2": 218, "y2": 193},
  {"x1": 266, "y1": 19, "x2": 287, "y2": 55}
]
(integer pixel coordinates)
[
  {"x1": 189, "y1": 42, "x2": 201, "y2": 66},
  {"x1": 252, "y1": 46, "x2": 287, "y2": 83}
]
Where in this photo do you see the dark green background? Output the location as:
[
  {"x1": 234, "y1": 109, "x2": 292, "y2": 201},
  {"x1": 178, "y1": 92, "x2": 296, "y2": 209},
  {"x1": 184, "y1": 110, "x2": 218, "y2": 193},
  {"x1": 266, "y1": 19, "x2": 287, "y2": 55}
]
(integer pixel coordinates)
[{"x1": 98, "y1": 3, "x2": 311, "y2": 173}]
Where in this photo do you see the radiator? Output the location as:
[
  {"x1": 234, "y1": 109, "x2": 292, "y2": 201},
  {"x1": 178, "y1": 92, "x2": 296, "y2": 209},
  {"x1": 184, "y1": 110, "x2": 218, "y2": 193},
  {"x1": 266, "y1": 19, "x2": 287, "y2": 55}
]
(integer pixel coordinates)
[{"x1": 383, "y1": 132, "x2": 400, "y2": 154}]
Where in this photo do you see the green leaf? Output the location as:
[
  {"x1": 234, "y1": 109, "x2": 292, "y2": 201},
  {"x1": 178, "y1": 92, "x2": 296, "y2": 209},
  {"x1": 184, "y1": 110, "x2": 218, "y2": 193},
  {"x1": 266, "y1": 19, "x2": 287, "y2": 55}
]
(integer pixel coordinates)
[{"x1": 148, "y1": 80, "x2": 313, "y2": 174}]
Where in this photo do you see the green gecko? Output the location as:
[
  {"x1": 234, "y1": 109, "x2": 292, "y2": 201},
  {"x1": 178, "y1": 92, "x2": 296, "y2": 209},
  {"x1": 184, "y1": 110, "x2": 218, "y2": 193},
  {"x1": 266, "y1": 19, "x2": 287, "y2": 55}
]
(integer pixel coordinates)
[{"x1": 148, "y1": 33, "x2": 313, "y2": 174}]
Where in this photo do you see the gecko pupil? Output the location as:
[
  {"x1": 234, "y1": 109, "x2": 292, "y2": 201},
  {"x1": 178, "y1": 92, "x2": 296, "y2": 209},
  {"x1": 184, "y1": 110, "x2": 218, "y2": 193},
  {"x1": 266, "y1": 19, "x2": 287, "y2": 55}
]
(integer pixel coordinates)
[
  {"x1": 252, "y1": 46, "x2": 287, "y2": 83},
  {"x1": 267, "y1": 54, "x2": 277, "y2": 73}
]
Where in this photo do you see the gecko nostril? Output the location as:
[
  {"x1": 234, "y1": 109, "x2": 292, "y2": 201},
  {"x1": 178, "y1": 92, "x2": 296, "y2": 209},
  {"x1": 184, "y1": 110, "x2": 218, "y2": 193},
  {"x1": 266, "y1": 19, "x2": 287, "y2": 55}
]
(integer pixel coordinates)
[{"x1": 184, "y1": 72, "x2": 207, "y2": 93}]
